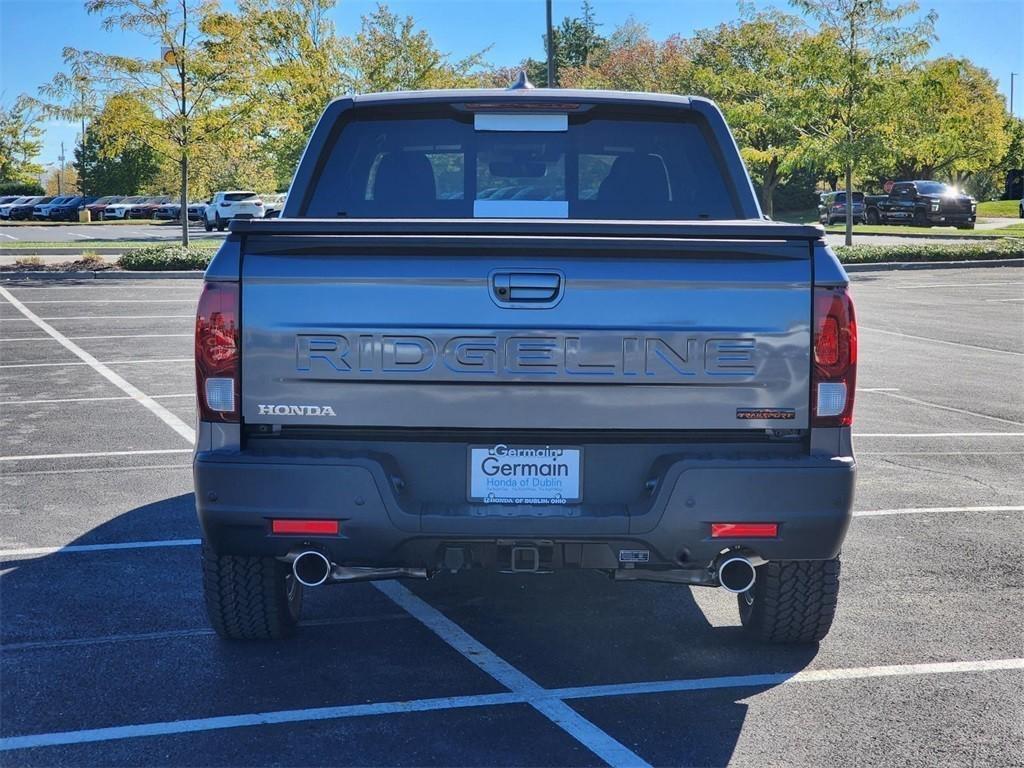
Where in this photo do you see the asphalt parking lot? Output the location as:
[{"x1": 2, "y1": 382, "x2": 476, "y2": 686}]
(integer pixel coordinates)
[
  {"x1": 0, "y1": 223, "x2": 226, "y2": 244},
  {"x1": 1, "y1": 267, "x2": 1022, "y2": 767}
]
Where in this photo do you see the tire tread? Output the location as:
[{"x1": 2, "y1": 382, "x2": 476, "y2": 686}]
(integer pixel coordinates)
[
  {"x1": 201, "y1": 543, "x2": 297, "y2": 640},
  {"x1": 740, "y1": 559, "x2": 840, "y2": 644}
]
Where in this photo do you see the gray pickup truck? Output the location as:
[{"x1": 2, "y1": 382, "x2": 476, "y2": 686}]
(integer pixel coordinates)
[{"x1": 194, "y1": 85, "x2": 857, "y2": 644}]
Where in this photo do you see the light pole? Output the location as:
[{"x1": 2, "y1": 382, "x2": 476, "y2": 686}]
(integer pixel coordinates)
[
  {"x1": 546, "y1": 0, "x2": 554, "y2": 87},
  {"x1": 1011, "y1": 72, "x2": 1018, "y2": 117}
]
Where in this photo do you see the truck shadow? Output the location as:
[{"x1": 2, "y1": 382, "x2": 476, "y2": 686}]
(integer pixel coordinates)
[{"x1": 2, "y1": 493, "x2": 818, "y2": 767}]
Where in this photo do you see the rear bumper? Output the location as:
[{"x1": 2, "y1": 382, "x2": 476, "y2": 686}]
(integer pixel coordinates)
[{"x1": 195, "y1": 448, "x2": 855, "y2": 571}]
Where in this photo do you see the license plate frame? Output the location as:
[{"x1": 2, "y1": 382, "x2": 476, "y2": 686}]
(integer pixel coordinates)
[{"x1": 467, "y1": 444, "x2": 583, "y2": 505}]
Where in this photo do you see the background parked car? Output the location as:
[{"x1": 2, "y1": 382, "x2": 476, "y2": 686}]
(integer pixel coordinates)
[
  {"x1": 83, "y1": 195, "x2": 124, "y2": 220},
  {"x1": 865, "y1": 181, "x2": 976, "y2": 229},
  {"x1": 49, "y1": 196, "x2": 97, "y2": 221},
  {"x1": 33, "y1": 196, "x2": 74, "y2": 220},
  {"x1": 3, "y1": 196, "x2": 49, "y2": 220},
  {"x1": 153, "y1": 202, "x2": 182, "y2": 221},
  {"x1": 0, "y1": 195, "x2": 37, "y2": 219},
  {"x1": 818, "y1": 191, "x2": 866, "y2": 225},
  {"x1": 103, "y1": 196, "x2": 148, "y2": 219},
  {"x1": 0, "y1": 195, "x2": 21, "y2": 208},
  {"x1": 127, "y1": 196, "x2": 171, "y2": 219},
  {"x1": 203, "y1": 191, "x2": 263, "y2": 231},
  {"x1": 262, "y1": 193, "x2": 287, "y2": 217}
]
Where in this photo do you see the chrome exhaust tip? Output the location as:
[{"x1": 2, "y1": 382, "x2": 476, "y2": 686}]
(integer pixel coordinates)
[
  {"x1": 717, "y1": 556, "x2": 756, "y2": 594},
  {"x1": 292, "y1": 550, "x2": 332, "y2": 587}
]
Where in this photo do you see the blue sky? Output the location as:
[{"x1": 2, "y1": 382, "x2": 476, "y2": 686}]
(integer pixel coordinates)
[{"x1": 2, "y1": 0, "x2": 1022, "y2": 168}]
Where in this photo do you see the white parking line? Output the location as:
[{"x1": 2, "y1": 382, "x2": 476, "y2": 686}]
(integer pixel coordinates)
[
  {"x1": 859, "y1": 326, "x2": 1023, "y2": 356},
  {"x1": 2, "y1": 463, "x2": 192, "y2": 478},
  {"x1": 374, "y1": 580, "x2": 650, "y2": 768},
  {"x1": 853, "y1": 505, "x2": 1024, "y2": 518},
  {"x1": 0, "y1": 232, "x2": 18, "y2": 240},
  {"x1": 854, "y1": 432, "x2": 1024, "y2": 438},
  {"x1": 0, "y1": 448, "x2": 192, "y2": 463},
  {"x1": 20, "y1": 299, "x2": 195, "y2": 304},
  {"x1": 0, "y1": 538, "x2": 200, "y2": 559},
  {"x1": 0, "y1": 393, "x2": 192, "y2": 406},
  {"x1": 859, "y1": 389, "x2": 1024, "y2": 427},
  {"x1": 4, "y1": 315, "x2": 194, "y2": 321},
  {"x1": 2, "y1": 657, "x2": 1020, "y2": 752},
  {"x1": 0, "y1": 358, "x2": 191, "y2": 369},
  {"x1": 3, "y1": 334, "x2": 192, "y2": 342}
]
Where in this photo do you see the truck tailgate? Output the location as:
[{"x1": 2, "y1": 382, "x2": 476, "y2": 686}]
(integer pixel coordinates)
[{"x1": 239, "y1": 230, "x2": 812, "y2": 432}]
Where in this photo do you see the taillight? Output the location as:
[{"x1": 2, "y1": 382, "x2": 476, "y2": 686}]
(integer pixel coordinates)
[
  {"x1": 195, "y1": 281, "x2": 240, "y2": 423},
  {"x1": 812, "y1": 286, "x2": 857, "y2": 427}
]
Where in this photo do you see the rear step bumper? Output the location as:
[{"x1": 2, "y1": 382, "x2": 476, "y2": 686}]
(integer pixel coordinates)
[{"x1": 195, "y1": 448, "x2": 855, "y2": 570}]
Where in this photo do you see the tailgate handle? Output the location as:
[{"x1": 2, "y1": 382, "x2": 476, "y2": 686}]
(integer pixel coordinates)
[{"x1": 492, "y1": 271, "x2": 563, "y2": 306}]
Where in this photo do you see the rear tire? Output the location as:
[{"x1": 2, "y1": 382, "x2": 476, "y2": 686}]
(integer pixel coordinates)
[
  {"x1": 201, "y1": 543, "x2": 303, "y2": 640},
  {"x1": 738, "y1": 559, "x2": 840, "y2": 644},
  {"x1": 215, "y1": 214, "x2": 225, "y2": 232},
  {"x1": 866, "y1": 208, "x2": 880, "y2": 225},
  {"x1": 956, "y1": 222, "x2": 975, "y2": 230},
  {"x1": 203, "y1": 215, "x2": 213, "y2": 232}
]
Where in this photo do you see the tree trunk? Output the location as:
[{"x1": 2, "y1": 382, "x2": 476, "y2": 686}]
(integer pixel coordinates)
[
  {"x1": 758, "y1": 160, "x2": 779, "y2": 218},
  {"x1": 180, "y1": 153, "x2": 189, "y2": 247},
  {"x1": 844, "y1": 164, "x2": 853, "y2": 247}
]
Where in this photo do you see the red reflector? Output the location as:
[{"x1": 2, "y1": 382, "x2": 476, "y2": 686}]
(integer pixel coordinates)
[
  {"x1": 711, "y1": 523, "x2": 779, "y2": 538},
  {"x1": 271, "y1": 520, "x2": 339, "y2": 535}
]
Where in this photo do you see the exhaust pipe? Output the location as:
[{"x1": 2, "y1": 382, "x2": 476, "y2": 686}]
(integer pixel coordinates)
[
  {"x1": 292, "y1": 550, "x2": 332, "y2": 587},
  {"x1": 716, "y1": 555, "x2": 756, "y2": 594}
]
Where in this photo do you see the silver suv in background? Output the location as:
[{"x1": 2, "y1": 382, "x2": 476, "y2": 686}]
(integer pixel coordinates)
[{"x1": 203, "y1": 191, "x2": 264, "y2": 231}]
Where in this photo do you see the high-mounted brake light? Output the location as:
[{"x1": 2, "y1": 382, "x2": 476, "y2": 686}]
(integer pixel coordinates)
[
  {"x1": 812, "y1": 286, "x2": 857, "y2": 427},
  {"x1": 195, "y1": 281, "x2": 240, "y2": 423}
]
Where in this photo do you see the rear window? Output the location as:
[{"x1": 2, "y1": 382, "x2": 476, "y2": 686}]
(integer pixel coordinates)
[
  {"x1": 832, "y1": 193, "x2": 864, "y2": 203},
  {"x1": 304, "y1": 108, "x2": 739, "y2": 219},
  {"x1": 225, "y1": 192, "x2": 259, "y2": 202}
]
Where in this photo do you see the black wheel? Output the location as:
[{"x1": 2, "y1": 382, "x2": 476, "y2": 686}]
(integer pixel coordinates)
[
  {"x1": 203, "y1": 215, "x2": 213, "y2": 232},
  {"x1": 738, "y1": 558, "x2": 840, "y2": 644},
  {"x1": 215, "y1": 214, "x2": 225, "y2": 232},
  {"x1": 201, "y1": 542, "x2": 303, "y2": 640},
  {"x1": 866, "y1": 208, "x2": 880, "y2": 225},
  {"x1": 956, "y1": 222, "x2": 975, "y2": 230},
  {"x1": 912, "y1": 209, "x2": 930, "y2": 227}
]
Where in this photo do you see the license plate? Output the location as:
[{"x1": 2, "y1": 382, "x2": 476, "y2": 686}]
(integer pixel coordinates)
[{"x1": 468, "y1": 445, "x2": 582, "y2": 504}]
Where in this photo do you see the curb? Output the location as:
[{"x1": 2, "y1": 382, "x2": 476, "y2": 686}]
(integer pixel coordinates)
[
  {"x1": 826, "y1": 231, "x2": 1008, "y2": 241},
  {"x1": 0, "y1": 270, "x2": 204, "y2": 281},
  {"x1": 843, "y1": 258, "x2": 1023, "y2": 272}
]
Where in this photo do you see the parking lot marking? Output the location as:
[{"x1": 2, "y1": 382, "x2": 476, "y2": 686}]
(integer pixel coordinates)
[
  {"x1": 853, "y1": 505, "x2": 1024, "y2": 518},
  {"x1": 854, "y1": 432, "x2": 1024, "y2": 438},
  {"x1": 2, "y1": 463, "x2": 191, "y2": 477},
  {"x1": 0, "y1": 285, "x2": 194, "y2": 444},
  {"x1": 0, "y1": 448, "x2": 192, "y2": 462},
  {"x1": 549, "y1": 658, "x2": 1024, "y2": 702},
  {"x1": 0, "y1": 538, "x2": 201, "y2": 559},
  {"x1": 859, "y1": 389, "x2": 1024, "y2": 427},
  {"x1": 0, "y1": 393, "x2": 191, "y2": 406},
  {"x1": 859, "y1": 326, "x2": 1023, "y2": 356},
  {"x1": 0, "y1": 232, "x2": 18, "y2": 240},
  {"x1": 2, "y1": 657, "x2": 1020, "y2": 753},
  {"x1": 0, "y1": 358, "x2": 192, "y2": 369},
  {"x1": 375, "y1": 580, "x2": 651, "y2": 768},
  {"x1": 5, "y1": 314, "x2": 194, "y2": 321},
  {"x1": 20, "y1": 299, "x2": 195, "y2": 304}
]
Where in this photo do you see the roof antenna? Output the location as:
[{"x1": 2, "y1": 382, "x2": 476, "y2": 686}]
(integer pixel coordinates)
[{"x1": 507, "y1": 70, "x2": 535, "y2": 90}]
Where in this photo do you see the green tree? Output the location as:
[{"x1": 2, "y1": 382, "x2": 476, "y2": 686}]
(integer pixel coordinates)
[
  {"x1": 345, "y1": 4, "x2": 488, "y2": 93},
  {"x1": 872, "y1": 58, "x2": 1009, "y2": 183},
  {"x1": 0, "y1": 95, "x2": 44, "y2": 185},
  {"x1": 687, "y1": 11, "x2": 826, "y2": 217},
  {"x1": 527, "y1": 0, "x2": 606, "y2": 87},
  {"x1": 791, "y1": 0, "x2": 936, "y2": 244},
  {"x1": 206, "y1": 0, "x2": 347, "y2": 187},
  {"x1": 60, "y1": 0, "x2": 250, "y2": 244},
  {"x1": 74, "y1": 118, "x2": 162, "y2": 196}
]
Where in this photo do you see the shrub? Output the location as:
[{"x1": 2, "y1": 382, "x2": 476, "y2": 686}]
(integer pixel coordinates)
[
  {"x1": 118, "y1": 244, "x2": 215, "y2": 271},
  {"x1": 836, "y1": 238, "x2": 1023, "y2": 264},
  {"x1": 13, "y1": 255, "x2": 44, "y2": 268},
  {"x1": 0, "y1": 181, "x2": 45, "y2": 196}
]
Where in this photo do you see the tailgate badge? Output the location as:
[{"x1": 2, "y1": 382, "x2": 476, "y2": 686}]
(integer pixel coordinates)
[
  {"x1": 736, "y1": 408, "x2": 795, "y2": 420},
  {"x1": 257, "y1": 404, "x2": 337, "y2": 417}
]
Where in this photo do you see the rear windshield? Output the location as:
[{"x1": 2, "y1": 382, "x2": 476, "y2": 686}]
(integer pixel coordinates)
[
  {"x1": 225, "y1": 192, "x2": 259, "y2": 201},
  {"x1": 304, "y1": 108, "x2": 739, "y2": 219},
  {"x1": 832, "y1": 192, "x2": 864, "y2": 203}
]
